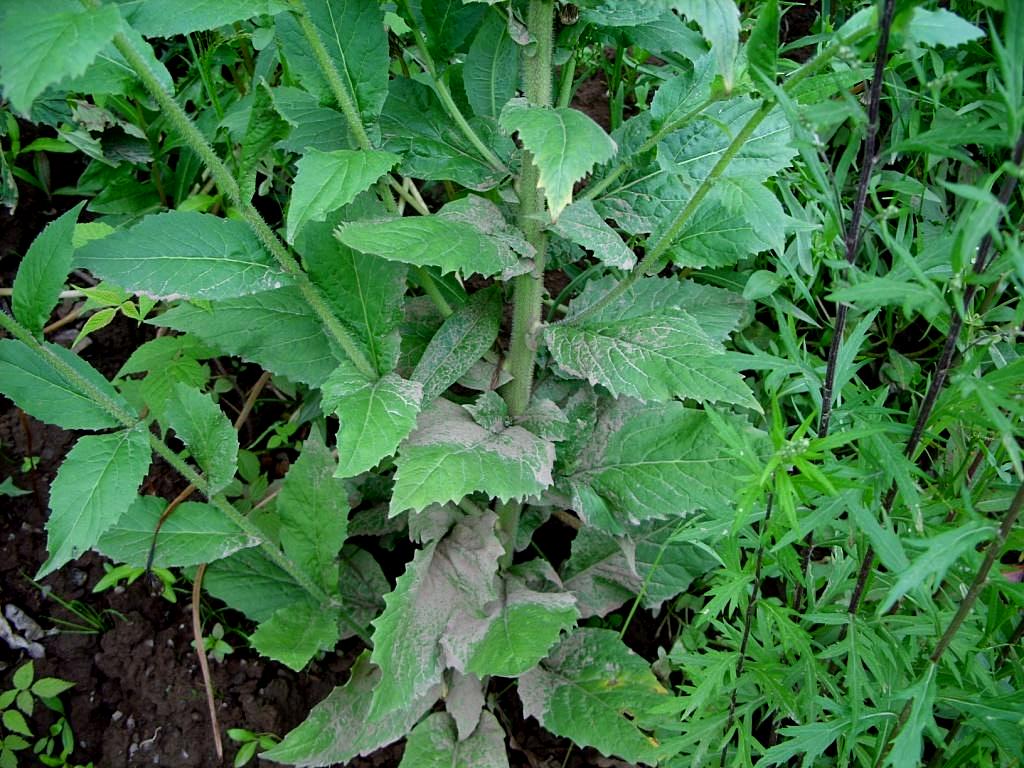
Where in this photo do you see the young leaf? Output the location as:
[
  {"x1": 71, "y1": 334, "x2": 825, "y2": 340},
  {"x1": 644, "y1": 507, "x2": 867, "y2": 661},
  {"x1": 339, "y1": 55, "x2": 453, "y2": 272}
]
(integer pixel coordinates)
[
  {"x1": 239, "y1": 83, "x2": 290, "y2": 202},
  {"x1": 464, "y1": 7, "x2": 519, "y2": 120},
  {"x1": 550, "y1": 200, "x2": 636, "y2": 270},
  {"x1": 671, "y1": 0, "x2": 740, "y2": 91},
  {"x1": 0, "y1": 0, "x2": 123, "y2": 115},
  {"x1": 261, "y1": 652, "x2": 440, "y2": 766},
  {"x1": 76, "y1": 211, "x2": 292, "y2": 300},
  {"x1": 518, "y1": 628, "x2": 674, "y2": 765},
  {"x1": 250, "y1": 602, "x2": 340, "y2": 672},
  {"x1": 163, "y1": 383, "x2": 238, "y2": 494},
  {"x1": 390, "y1": 397, "x2": 556, "y2": 515},
  {"x1": 96, "y1": 496, "x2": 258, "y2": 568},
  {"x1": 399, "y1": 711, "x2": 509, "y2": 768},
  {"x1": 286, "y1": 149, "x2": 399, "y2": 243},
  {"x1": 0, "y1": 338, "x2": 132, "y2": 430},
  {"x1": 12, "y1": 202, "x2": 85, "y2": 335},
  {"x1": 499, "y1": 99, "x2": 617, "y2": 221},
  {"x1": 369, "y1": 514, "x2": 502, "y2": 717},
  {"x1": 129, "y1": 0, "x2": 287, "y2": 36},
  {"x1": 412, "y1": 288, "x2": 502, "y2": 403},
  {"x1": 39, "y1": 425, "x2": 152, "y2": 578}
]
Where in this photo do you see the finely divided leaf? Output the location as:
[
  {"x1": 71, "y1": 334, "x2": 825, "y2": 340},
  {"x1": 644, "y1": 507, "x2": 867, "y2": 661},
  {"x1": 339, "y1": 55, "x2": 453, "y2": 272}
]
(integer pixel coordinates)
[
  {"x1": 129, "y1": 0, "x2": 287, "y2": 36},
  {"x1": 551, "y1": 200, "x2": 635, "y2": 270},
  {"x1": 399, "y1": 711, "x2": 509, "y2": 768},
  {"x1": 13, "y1": 202, "x2": 84, "y2": 335},
  {"x1": 250, "y1": 603, "x2": 340, "y2": 672},
  {"x1": 39, "y1": 426, "x2": 152, "y2": 578},
  {"x1": 76, "y1": 211, "x2": 292, "y2": 300},
  {"x1": 163, "y1": 383, "x2": 238, "y2": 493},
  {"x1": 499, "y1": 99, "x2": 617, "y2": 221}
]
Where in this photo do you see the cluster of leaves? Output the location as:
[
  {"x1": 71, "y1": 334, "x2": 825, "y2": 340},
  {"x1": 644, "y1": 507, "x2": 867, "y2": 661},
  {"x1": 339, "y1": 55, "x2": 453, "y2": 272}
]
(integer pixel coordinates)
[
  {"x1": 0, "y1": 662, "x2": 88, "y2": 768},
  {"x1": 0, "y1": 0, "x2": 1021, "y2": 766}
]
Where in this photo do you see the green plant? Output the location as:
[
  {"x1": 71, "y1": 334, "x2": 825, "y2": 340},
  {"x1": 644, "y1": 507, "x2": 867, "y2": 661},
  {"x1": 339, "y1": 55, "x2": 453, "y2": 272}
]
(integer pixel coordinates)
[
  {"x1": 0, "y1": 662, "x2": 77, "y2": 768},
  {"x1": 0, "y1": 1, "x2": 1021, "y2": 767},
  {"x1": 93, "y1": 562, "x2": 177, "y2": 603},
  {"x1": 227, "y1": 728, "x2": 280, "y2": 768}
]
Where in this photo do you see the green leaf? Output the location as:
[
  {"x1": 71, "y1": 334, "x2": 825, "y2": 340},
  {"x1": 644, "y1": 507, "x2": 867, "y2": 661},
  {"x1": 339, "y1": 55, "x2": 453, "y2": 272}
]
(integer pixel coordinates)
[
  {"x1": 153, "y1": 288, "x2": 341, "y2": 387},
  {"x1": 129, "y1": 0, "x2": 287, "y2": 36},
  {"x1": 39, "y1": 425, "x2": 152, "y2": 578},
  {"x1": 369, "y1": 514, "x2": 502, "y2": 717},
  {"x1": 412, "y1": 288, "x2": 502, "y2": 403},
  {"x1": 580, "y1": 1, "x2": 667, "y2": 26},
  {"x1": 239, "y1": 83, "x2": 290, "y2": 202},
  {"x1": 76, "y1": 211, "x2": 292, "y2": 301},
  {"x1": 886, "y1": 667, "x2": 937, "y2": 768},
  {"x1": 30, "y1": 678, "x2": 74, "y2": 699},
  {"x1": 96, "y1": 496, "x2": 258, "y2": 568},
  {"x1": 0, "y1": 0, "x2": 123, "y2": 114},
  {"x1": 499, "y1": 99, "x2": 617, "y2": 221},
  {"x1": 0, "y1": 478, "x2": 29, "y2": 497},
  {"x1": 250, "y1": 603, "x2": 340, "y2": 672},
  {"x1": 550, "y1": 200, "x2": 635, "y2": 270},
  {"x1": 399, "y1": 711, "x2": 509, "y2": 768},
  {"x1": 650, "y1": 53, "x2": 717, "y2": 131},
  {"x1": 746, "y1": 0, "x2": 778, "y2": 87},
  {"x1": 663, "y1": 191, "x2": 775, "y2": 268},
  {"x1": 163, "y1": 383, "x2": 238, "y2": 494},
  {"x1": 904, "y1": 8, "x2": 984, "y2": 48},
  {"x1": 545, "y1": 277, "x2": 757, "y2": 408},
  {"x1": 261, "y1": 652, "x2": 439, "y2": 766},
  {"x1": 270, "y1": 86, "x2": 351, "y2": 153},
  {"x1": 672, "y1": 0, "x2": 739, "y2": 91},
  {"x1": 63, "y1": 29, "x2": 173, "y2": 97},
  {"x1": 560, "y1": 526, "x2": 641, "y2": 617},
  {"x1": 336, "y1": 546, "x2": 389, "y2": 640},
  {"x1": 12, "y1": 202, "x2": 84, "y2": 335},
  {"x1": 0, "y1": 338, "x2": 132, "y2": 430},
  {"x1": 337, "y1": 217, "x2": 516, "y2": 279},
  {"x1": 277, "y1": 433, "x2": 349, "y2": 592},
  {"x1": 517, "y1": 628, "x2": 674, "y2": 765},
  {"x1": 391, "y1": 396, "x2": 556, "y2": 514},
  {"x1": 417, "y1": 0, "x2": 486, "y2": 59},
  {"x1": 203, "y1": 548, "x2": 309, "y2": 623},
  {"x1": 286, "y1": 150, "x2": 399, "y2": 243},
  {"x1": 464, "y1": 8, "x2": 519, "y2": 120},
  {"x1": 12, "y1": 662, "x2": 33, "y2": 691},
  {"x1": 322, "y1": 367, "x2": 423, "y2": 478},
  {"x1": 1, "y1": 710, "x2": 30, "y2": 737}
]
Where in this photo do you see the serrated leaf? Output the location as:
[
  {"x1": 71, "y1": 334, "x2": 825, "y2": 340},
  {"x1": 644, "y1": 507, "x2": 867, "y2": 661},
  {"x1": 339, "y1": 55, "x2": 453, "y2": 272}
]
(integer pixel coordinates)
[
  {"x1": 129, "y1": 0, "x2": 287, "y2": 36},
  {"x1": 203, "y1": 548, "x2": 309, "y2": 623},
  {"x1": 163, "y1": 383, "x2": 237, "y2": 493},
  {"x1": 550, "y1": 200, "x2": 635, "y2": 270},
  {"x1": 672, "y1": 0, "x2": 739, "y2": 90},
  {"x1": 261, "y1": 652, "x2": 439, "y2": 766},
  {"x1": 413, "y1": 288, "x2": 502, "y2": 402},
  {"x1": 391, "y1": 398, "x2": 555, "y2": 514},
  {"x1": 270, "y1": 86, "x2": 351, "y2": 153},
  {"x1": 239, "y1": 83, "x2": 289, "y2": 202},
  {"x1": 96, "y1": 496, "x2": 258, "y2": 568},
  {"x1": 399, "y1": 711, "x2": 509, "y2": 768},
  {"x1": 905, "y1": 8, "x2": 984, "y2": 48},
  {"x1": 518, "y1": 628, "x2": 673, "y2": 765},
  {"x1": 560, "y1": 526, "x2": 640, "y2": 617},
  {"x1": 0, "y1": 0, "x2": 123, "y2": 114},
  {"x1": 153, "y1": 288, "x2": 341, "y2": 387},
  {"x1": 12, "y1": 202, "x2": 84, "y2": 335},
  {"x1": 250, "y1": 603, "x2": 340, "y2": 672},
  {"x1": 76, "y1": 211, "x2": 292, "y2": 300},
  {"x1": 286, "y1": 150, "x2": 399, "y2": 242},
  {"x1": 499, "y1": 99, "x2": 617, "y2": 221},
  {"x1": 369, "y1": 514, "x2": 502, "y2": 717},
  {"x1": 650, "y1": 53, "x2": 717, "y2": 131},
  {"x1": 39, "y1": 426, "x2": 152, "y2": 578},
  {"x1": 337, "y1": 217, "x2": 516, "y2": 278},
  {"x1": 277, "y1": 433, "x2": 349, "y2": 592},
  {"x1": 746, "y1": 0, "x2": 778, "y2": 87},
  {"x1": 464, "y1": 8, "x2": 519, "y2": 119},
  {"x1": 63, "y1": 29, "x2": 173, "y2": 97},
  {"x1": 0, "y1": 338, "x2": 132, "y2": 430},
  {"x1": 663, "y1": 192, "x2": 774, "y2": 268}
]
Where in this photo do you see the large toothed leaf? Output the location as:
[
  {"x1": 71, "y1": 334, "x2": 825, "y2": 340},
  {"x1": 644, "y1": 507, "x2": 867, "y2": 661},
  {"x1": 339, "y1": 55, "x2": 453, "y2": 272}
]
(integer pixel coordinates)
[
  {"x1": 412, "y1": 288, "x2": 502, "y2": 403},
  {"x1": 13, "y1": 202, "x2": 84, "y2": 335},
  {"x1": 518, "y1": 628, "x2": 675, "y2": 765},
  {"x1": 262, "y1": 652, "x2": 440, "y2": 767},
  {"x1": 464, "y1": 8, "x2": 519, "y2": 120},
  {"x1": 545, "y1": 276, "x2": 757, "y2": 408},
  {"x1": 39, "y1": 426, "x2": 152, "y2": 578},
  {"x1": 399, "y1": 711, "x2": 509, "y2": 768},
  {"x1": 152, "y1": 288, "x2": 340, "y2": 387},
  {"x1": 550, "y1": 200, "x2": 635, "y2": 270},
  {"x1": 499, "y1": 99, "x2": 617, "y2": 221},
  {"x1": 163, "y1": 383, "x2": 237, "y2": 494},
  {"x1": 905, "y1": 8, "x2": 984, "y2": 49},
  {"x1": 322, "y1": 367, "x2": 423, "y2": 478},
  {"x1": 251, "y1": 603, "x2": 340, "y2": 672},
  {"x1": 0, "y1": 0, "x2": 123, "y2": 115},
  {"x1": 96, "y1": 496, "x2": 258, "y2": 568},
  {"x1": 277, "y1": 433, "x2": 349, "y2": 593},
  {"x1": 650, "y1": 53, "x2": 717, "y2": 131},
  {"x1": 286, "y1": 149, "x2": 399, "y2": 242},
  {"x1": 76, "y1": 211, "x2": 292, "y2": 300},
  {"x1": 337, "y1": 217, "x2": 516, "y2": 278},
  {"x1": 129, "y1": 0, "x2": 287, "y2": 36},
  {"x1": 662, "y1": 193, "x2": 775, "y2": 269},
  {"x1": 369, "y1": 514, "x2": 502, "y2": 717},
  {"x1": 0, "y1": 338, "x2": 132, "y2": 430},
  {"x1": 271, "y1": 86, "x2": 351, "y2": 153},
  {"x1": 202, "y1": 548, "x2": 309, "y2": 623},
  {"x1": 671, "y1": 0, "x2": 739, "y2": 90},
  {"x1": 390, "y1": 396, "x2": 556, "y2": 515}
]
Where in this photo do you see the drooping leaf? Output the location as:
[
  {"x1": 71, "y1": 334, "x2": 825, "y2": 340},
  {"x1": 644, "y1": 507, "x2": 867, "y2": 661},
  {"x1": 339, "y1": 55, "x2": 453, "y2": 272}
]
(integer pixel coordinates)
[
  {"x1": 0, "y1": 338, "x2": 132, "y2": 430},
  {"x1": 322, "y1": 367, "x2": 423, "y2": 478},
  {"x1": 399, "y1": 711, "x2": 509, "y2": 768},
  {"x1": 412, "y1": 288, "x2": 502, "y2": 403},
  {"x1": 671, "y1": 0, "x2": 739, "y2": 89},
  {"x1": 96, "y1": 496, "x2": 258, "y2": 568},
  {"x1": 904, "y1": 8, "x2": 984, "y2": 49},
  {"x1": 286, "y1": 149, "x2": 399, "y2": 242},
  {"x1": 499, "y1": 99, "x2": 617, "y2": 221},
  {"x1": 391, "y1": 396, "x2": 556, "y2": 515},
  {"x1": 436, "y1": 195, "x2": 535, "y2": 276},
  {"x1": 250, "y1": 602, "x2": 340, "y2": 672},
  {"x1": 0, "y1": 0, "x2": 123, "y2": 114},
  {"x1": 560, "y1": 526, "x2": 641, "y2": 617},
  {"x1": 518, "y1": 628, "x2": 674, "y2": 765},
  {"x1": 464, "y1": 8, "x2": 519, "y2": 119},
  {"x1": 163, "y1": 383, "x2": 238, "y2": 494},
  {"x1": 39, "y1": 426, "x2": 152, "y2": 578},
  {"x1": 550, "y1": 200, "x2": 636, "y2": 270},
  {"x1": 336, "y1": 546, "x2": 389, "y2": 640},
  {"x1": 12, "y1": 202, "x2": 84, "y2": 335},
  {"x1": 446, "y1": 672, "x2": 486, "y2": 742},
  {"x1": 129, "y1": 0, "x2": 287, "y2": 36},
  {"x1": 261, "y1": 652, "x2": 440, "y2": 767},
  {"x1": 203, "y1": 548, "x2": 309, "y2": 623},
  {"x1": 369, "y1": 514, "x2": 502, "y2": 717},
  {"x1": 76, "y1": 211, "x2": 292, "y2": 300}
]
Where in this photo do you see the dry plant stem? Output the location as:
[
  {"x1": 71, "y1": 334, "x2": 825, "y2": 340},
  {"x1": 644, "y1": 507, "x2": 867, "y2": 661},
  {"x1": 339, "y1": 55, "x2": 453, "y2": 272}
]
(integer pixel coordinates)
[{"x1": 191, "y1": 563, "x2": 223, "y2": 760}]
